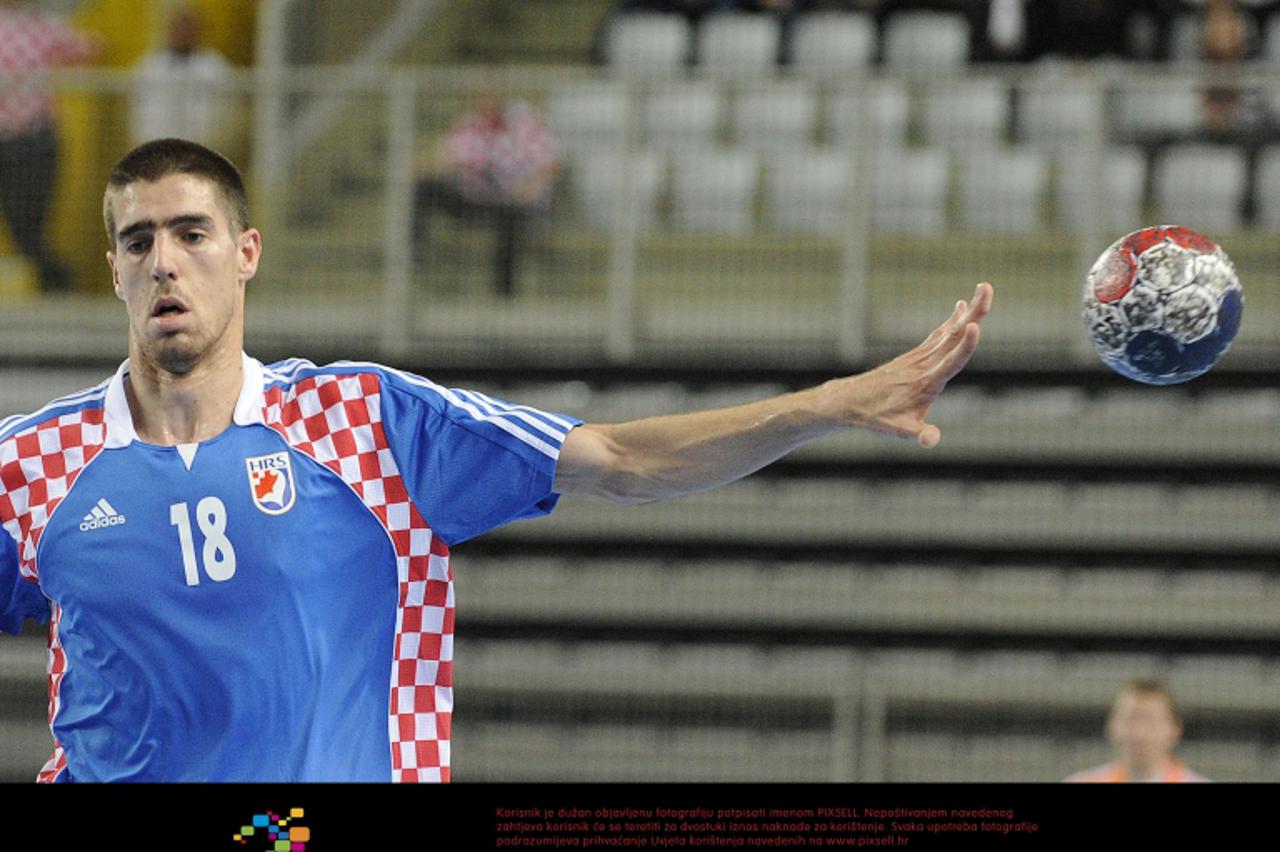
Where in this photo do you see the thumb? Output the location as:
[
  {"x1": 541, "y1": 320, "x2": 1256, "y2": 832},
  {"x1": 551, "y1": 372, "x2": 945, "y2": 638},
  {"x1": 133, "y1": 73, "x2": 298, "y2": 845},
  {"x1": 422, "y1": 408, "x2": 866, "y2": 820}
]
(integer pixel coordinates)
[{"x1": 917, "y1": 423, "x2": 941, "y2": 449}]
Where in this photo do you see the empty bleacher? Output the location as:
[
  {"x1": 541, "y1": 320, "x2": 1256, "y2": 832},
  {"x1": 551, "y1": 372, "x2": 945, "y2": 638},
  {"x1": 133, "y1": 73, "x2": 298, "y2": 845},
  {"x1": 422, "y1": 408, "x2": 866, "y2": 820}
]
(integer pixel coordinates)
[{"x1": 4, "y1": 0, "x2": 1280, "y2": 785}]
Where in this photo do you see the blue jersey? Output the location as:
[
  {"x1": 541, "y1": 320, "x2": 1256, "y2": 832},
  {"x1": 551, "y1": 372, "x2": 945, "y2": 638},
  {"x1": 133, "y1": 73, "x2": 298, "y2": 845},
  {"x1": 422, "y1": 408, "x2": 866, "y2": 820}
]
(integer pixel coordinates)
[{"x1": 0, "y1": 354, "x2": 579, "y2": 782}]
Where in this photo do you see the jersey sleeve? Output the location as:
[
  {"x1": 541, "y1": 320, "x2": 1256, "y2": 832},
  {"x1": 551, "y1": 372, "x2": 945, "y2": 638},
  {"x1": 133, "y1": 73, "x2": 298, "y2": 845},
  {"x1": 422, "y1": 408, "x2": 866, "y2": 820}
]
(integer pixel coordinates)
[
  {"x1": 375, "y1": 369, "x2": 582, "y2": 546},
  {"x1": 0, "y1": 528, "x2": 47, "y2": 634}
]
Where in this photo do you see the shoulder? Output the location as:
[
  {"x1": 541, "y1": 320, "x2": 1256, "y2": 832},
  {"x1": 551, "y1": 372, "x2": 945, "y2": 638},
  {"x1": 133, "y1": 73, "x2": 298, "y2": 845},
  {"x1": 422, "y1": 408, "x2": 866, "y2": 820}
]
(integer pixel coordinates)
[
  {"x1": 0, "y1": 379, "x2": 111, "y2": 525},
  {"x1": 261, "y1": 358, "x2": 451, "y2": 406},
  {"x1": 0, "y1": 377, "x2": 111, "y2": 446},
  {"x1": 258, "y1": 358, "x2": 494, "y2": 427},
  {"x1": 259, "y1": 357, "x2": 577, "y2": 459}
]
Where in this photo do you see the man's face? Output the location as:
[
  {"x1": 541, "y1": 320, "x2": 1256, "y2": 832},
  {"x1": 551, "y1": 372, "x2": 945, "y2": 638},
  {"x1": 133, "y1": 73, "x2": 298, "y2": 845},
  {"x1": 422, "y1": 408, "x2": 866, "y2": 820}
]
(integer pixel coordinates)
[
  {"x1": 1107, "y1": 690, "x2": 1182, "y2": 769},
  {"x1": 168, "y1": 8, "x2": 200, "y2": 55},
  {"x1": 106, "y1": 173, "x2": 260, "y2": 375}
]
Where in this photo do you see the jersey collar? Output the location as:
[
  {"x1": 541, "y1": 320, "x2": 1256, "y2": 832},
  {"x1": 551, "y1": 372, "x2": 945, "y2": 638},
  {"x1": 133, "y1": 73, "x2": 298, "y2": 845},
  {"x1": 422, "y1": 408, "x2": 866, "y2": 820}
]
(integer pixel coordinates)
[{"x1": 103, "y1": 352, "x2": 267, "y2": 447}]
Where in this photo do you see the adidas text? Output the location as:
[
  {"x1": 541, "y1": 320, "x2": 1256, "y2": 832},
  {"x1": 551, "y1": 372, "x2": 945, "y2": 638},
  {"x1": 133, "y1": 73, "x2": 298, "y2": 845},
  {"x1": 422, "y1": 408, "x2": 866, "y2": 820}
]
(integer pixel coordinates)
[
  {"x1": 81, "y1": 499, "x2": 126, "y2": 531},
  {"x1": 80, "y1": 515, "x2": 126, "y2": 531}
]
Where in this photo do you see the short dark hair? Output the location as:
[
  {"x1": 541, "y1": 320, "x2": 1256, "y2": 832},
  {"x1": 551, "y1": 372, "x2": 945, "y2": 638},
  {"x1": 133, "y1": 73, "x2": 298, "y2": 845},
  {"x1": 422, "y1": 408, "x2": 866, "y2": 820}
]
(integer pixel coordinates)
[{"x1": 103, "y1": 138, "x2": 250, "y2": 241}]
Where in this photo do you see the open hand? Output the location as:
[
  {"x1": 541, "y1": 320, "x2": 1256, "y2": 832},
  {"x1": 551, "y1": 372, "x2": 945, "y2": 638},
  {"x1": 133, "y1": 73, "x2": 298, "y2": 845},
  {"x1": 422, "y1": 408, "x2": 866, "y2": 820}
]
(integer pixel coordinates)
[{"x1": 823, "y1": 282, "x2": 993, "y2": 448}]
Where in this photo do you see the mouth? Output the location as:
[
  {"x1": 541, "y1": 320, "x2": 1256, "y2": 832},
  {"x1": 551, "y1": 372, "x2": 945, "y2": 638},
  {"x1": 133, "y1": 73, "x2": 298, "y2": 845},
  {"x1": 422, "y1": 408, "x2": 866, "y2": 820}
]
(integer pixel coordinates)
[{"x1": 150, "y1": 296, "x2": 190, "y2": 319}]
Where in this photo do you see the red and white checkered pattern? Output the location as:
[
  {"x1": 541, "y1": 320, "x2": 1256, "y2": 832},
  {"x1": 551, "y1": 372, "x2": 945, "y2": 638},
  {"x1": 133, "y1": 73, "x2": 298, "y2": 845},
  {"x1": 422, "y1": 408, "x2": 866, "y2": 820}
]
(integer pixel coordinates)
[
  {"x1": 442, "y1": 99, "x2": 558, "y2": 203},
  {"x1": 0, "y1": 8, "x2": 97, "y2": 138},
  {"x1": 36, "y1": 601, "x2": 68, "y2": 784},
  {"x1": 262, "y1": 372, "x2": 454, "y2": 783},
  {"x1": 1, "y1": 408, "x2": 107, "y2": 784},
  {"x1": 0, "y1": 409, "x2": 106, "y2": 583}
]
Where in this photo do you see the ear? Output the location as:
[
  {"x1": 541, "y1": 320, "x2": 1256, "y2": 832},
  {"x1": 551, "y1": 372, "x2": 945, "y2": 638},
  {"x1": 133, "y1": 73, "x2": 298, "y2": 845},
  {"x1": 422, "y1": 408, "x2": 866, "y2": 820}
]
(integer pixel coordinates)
[
  {"x1": 237, "y1": 227, "x2": 262, "y2": 285},
  {"x1": 106, "y1": 250, "x2": 124, "y2": 301}
]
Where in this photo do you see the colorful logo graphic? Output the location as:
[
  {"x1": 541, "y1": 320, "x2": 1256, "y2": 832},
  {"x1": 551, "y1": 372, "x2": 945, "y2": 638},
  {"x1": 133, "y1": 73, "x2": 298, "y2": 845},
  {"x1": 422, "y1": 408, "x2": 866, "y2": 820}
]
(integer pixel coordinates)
[
  {"x1": 232, "y1": 807, "x2": 310, "y2": 850},
  {"x1": 245, "y1": 451, "x2": 296, "y2": 515}
]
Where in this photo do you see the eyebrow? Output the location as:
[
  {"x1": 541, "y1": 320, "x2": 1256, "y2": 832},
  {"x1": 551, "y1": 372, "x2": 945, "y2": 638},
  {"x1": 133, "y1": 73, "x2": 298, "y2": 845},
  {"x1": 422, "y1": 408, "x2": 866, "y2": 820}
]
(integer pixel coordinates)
[{"x1": 117, "y1": 213, "x2": 216, "y2": 243}]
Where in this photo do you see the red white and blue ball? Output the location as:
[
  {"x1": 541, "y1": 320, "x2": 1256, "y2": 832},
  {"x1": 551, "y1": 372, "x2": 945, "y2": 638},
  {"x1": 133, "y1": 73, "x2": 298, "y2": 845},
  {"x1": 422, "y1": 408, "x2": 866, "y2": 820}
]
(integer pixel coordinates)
[{"x1": 1083, "y1": 226, "x2": 1243, "y2": 385}]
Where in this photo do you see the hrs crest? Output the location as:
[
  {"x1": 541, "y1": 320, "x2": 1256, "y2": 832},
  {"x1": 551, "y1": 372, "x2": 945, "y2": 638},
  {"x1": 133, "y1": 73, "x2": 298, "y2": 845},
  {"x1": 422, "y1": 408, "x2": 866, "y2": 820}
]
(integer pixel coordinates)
[{"x1": 245, "y1": 452, "x2": 297, "y2": 515}]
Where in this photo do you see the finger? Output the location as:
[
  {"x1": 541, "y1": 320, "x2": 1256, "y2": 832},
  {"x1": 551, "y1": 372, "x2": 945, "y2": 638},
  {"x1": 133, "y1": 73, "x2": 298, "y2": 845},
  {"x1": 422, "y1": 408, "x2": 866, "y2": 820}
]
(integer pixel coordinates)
[
  {"x1": 965, "y1": 282, "x2": 993, "y2": 324},
  {"x1": 928, "y1": 321, "x2": 982, "y2": 384},
  {"x1": 941, "y1": 284, "x2": 990, "y2": 336},
  {"x1": 917, "y1": 422, "x2": 941, "y2": 449},
  {"x1": 922, "y1": 298, "x2": 975, "y2": 360},
  {"x1": 917, "y1": 283, "x2": 990, "y2": 362},
  {"x1": 917, "y1": 299, "x2": 967, "y2": 352}
]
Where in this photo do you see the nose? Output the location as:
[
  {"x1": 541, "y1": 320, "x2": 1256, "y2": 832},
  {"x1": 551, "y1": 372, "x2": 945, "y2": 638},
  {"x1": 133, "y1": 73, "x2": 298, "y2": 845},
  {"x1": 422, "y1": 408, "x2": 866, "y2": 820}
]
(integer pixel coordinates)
[{"x1": 150, "y1": 232, "x2": 179, "y2": 283}]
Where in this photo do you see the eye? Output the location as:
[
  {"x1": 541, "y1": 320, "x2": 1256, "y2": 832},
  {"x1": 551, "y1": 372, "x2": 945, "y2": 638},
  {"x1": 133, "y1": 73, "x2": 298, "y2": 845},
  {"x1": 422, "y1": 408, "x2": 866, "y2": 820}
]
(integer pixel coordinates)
[
  {"x1": 125, "y1": 237, "x2": 150, "y2": 254},
  {"x1": 182, "y1": 231, "x2": 205, "y2": 244}
]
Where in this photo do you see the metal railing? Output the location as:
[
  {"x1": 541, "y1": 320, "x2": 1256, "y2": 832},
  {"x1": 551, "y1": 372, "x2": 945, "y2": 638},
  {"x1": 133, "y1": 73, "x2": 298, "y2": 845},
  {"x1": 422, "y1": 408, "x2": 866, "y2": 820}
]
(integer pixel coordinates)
[{"x1": 3, "y1": 64, "x2": 1279, "y2": 369}]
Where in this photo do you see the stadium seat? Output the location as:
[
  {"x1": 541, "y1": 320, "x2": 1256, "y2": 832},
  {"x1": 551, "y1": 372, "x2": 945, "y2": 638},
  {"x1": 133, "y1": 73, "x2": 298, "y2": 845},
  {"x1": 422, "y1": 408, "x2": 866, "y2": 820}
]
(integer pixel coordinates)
[
  {"x1": 1252, "y1": 145, "x2": 1280, "y2": 230},
  {"x1": 1168, "y1": 12, "x2": 1205, "y2": 64},
  {"x1": 669, "y1": 149, "x2": 758, "y2": 233},
  {"x1": 762, "y1": 148, "x2": 853, "y2": 235},
  {"x1": 569, "y1": 150, "x2": 665, "y2": 233},
  {"x1": 961, "y1": 735, "x2": 1062, "y2": 783},
  {"x1": 882, "y1": 11, "x2": 970, "y2": 72},
  {"x1": 641, "y1": 80, "x2": 721, "y2": 151},
  {"x1": 971, "y1": 566, "x2": 1068, "y2": 605},
  {"x1": 1111, "y1": 79, "x2": 1202, "y2": 141},
  {"x1": 825, "y1": 79, "x2": 910, "y2": 149},
  {"x1": 729, "y1": 80, "x2": 818, "y2": 150},
  {"x1": 546, "y1": 81, "x2": 631, "y2": 156},
  {"x1": 880, "y1": 563, "x2": 967, "y2": 592},
  {"x1": 870, "y1": 147, "x2": 949, "y2": 234},
  {"x1": 604, "y1": 13, "x2": 691, "y2": 77},
  {"x1": 1059, "y1": 651, "x2": 1164, "y2": 684},
  {"x1": 790, "y1": 11, "x2": 876, "y2": 76},
  {"x1": 1170, "y1": 654, "x2": 1266, "y2": 691},
  {"x1": 1056, "y1": 147, "x2": 1147, "y2": 235},
  {"x1": 920, "y1": 78, "x2": 1010, "y2": 150},
  {"x1": 696, "y1": 12, "x2": 780, "y2": 78},
  {"x1": 1017, "y1": 76, "x2": 1106, "y2": 148},
  {"x1": 1178, "y1": 740, "x2": 1266, "y2": 783},
  {"x1": 885, "y1": 733, "x2": 960, "y2": 782},
  {"x1": 1153, "y1": 143, "x2": 1249, "y2": 234},
  {"x1": 1267, "y1": 14, "x2": 1280, "y2": 63}
]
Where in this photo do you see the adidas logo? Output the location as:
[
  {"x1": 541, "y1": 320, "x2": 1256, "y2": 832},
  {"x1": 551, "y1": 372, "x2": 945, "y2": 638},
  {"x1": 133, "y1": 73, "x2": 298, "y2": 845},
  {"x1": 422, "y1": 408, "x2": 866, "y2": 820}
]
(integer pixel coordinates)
[{"x1": 80, "y1": 499, "x2": 126, "y2": 532}]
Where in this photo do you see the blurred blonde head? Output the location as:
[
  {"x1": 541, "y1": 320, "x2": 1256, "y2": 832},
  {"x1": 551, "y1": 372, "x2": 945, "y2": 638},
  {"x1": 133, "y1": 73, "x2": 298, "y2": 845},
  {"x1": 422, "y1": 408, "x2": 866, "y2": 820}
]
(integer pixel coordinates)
[{"x1": 1106, "y1": 679, "x2": 1184, "y2": 778}]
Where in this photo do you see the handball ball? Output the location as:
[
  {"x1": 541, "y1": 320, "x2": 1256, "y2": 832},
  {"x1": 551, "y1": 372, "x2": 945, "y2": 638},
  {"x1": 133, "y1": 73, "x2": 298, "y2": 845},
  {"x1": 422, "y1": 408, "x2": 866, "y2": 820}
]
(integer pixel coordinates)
[{"x1": 1082, "y1": 225, "x2": 1243, "y2": 385}]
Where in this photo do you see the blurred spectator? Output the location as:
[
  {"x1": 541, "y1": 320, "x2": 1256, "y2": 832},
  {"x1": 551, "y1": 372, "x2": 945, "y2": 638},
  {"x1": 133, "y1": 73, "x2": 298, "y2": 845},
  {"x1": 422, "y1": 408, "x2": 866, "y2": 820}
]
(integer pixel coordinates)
[
  {"x1": 412, "y1": 90, "x2": 558, "y2": 299},
  {"x1": 130, "y1": 4, "x2": 236, "y2": 149},
  {"x1": 1064, "y1": 679, "x2": 1209, "y2": 782},
  {"x1": 980, "y1": 0, "x2": 1029, "y2": 60},
  {"x1": 1204, "y1": 0, "x2": 1258, "y2": 63},
  {"x1": 1201, "y1": 0, "x2": 1269, "y2": 136},
  {"x1": 0, "y1": 0, "x2": 99, "y2": 294}
]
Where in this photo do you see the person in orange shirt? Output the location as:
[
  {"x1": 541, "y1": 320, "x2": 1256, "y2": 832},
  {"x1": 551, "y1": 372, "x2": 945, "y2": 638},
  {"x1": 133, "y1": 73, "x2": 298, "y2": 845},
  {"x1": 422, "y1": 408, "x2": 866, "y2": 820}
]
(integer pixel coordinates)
[{"x1": 1065, "y1": 679, "x2": 1209, "y2": 783}]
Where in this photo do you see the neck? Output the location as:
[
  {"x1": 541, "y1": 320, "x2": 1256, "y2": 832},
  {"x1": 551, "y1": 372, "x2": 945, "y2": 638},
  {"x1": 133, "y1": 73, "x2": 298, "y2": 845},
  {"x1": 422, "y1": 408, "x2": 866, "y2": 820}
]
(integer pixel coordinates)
[
  {"x1": 1119, "y1": 755, "x2": 1175, "y2": 782},
  {"x1": 124, "y1": 344, "x2": 244, "y2": 445}
]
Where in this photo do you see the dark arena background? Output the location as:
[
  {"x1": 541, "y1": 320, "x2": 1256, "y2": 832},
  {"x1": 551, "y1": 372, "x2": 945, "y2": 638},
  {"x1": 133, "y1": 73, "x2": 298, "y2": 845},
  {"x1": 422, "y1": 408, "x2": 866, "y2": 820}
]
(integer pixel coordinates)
[{"x1": 1, "y1": 0, "x2": 1278, "y2": 839}]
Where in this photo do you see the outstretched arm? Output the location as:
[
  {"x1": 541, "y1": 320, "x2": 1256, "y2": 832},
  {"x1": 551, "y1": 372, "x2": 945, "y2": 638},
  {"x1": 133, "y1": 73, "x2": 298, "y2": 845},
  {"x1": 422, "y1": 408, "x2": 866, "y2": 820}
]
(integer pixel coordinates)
[{"x1": 554, "y1": 282, "x2": 993, "y2": 504}]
